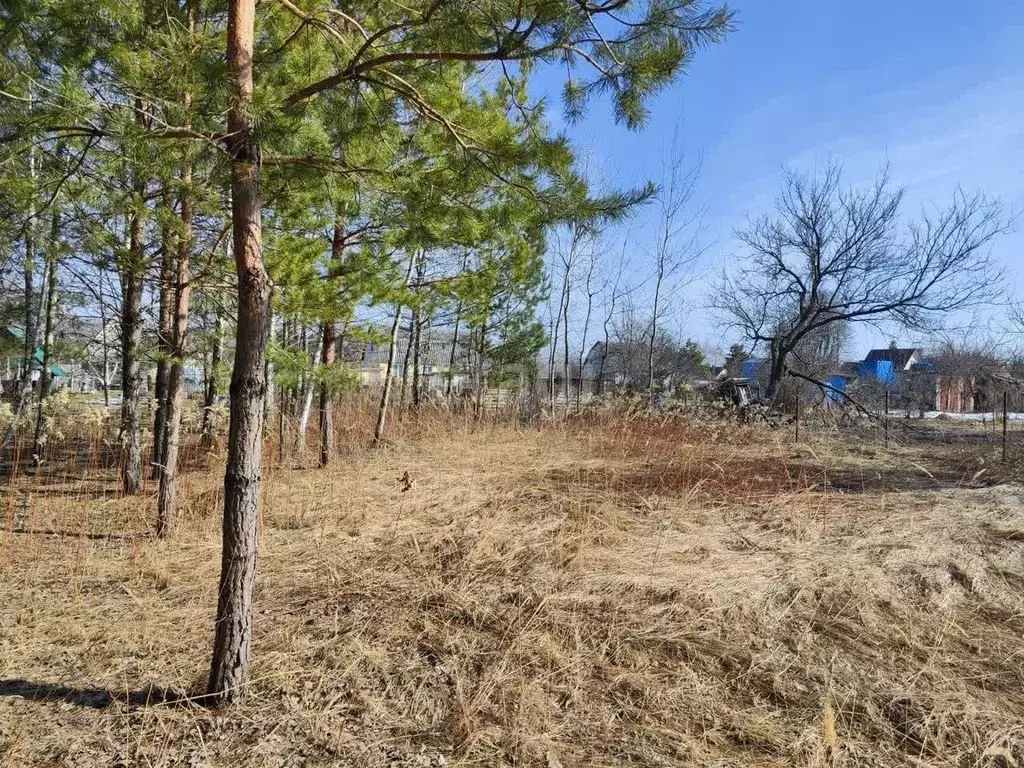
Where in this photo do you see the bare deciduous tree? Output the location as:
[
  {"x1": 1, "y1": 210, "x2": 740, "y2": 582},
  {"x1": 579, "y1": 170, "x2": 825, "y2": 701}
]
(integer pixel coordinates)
[
  {"x1": 647, "y1": 129, "x2": 703, "y2": 399},
  {"x1": 715, "y1": 163, "x2": 1006, "y2": 402}
]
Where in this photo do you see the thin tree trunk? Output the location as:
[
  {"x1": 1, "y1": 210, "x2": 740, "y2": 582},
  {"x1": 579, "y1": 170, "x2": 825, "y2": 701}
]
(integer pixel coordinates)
[
  {"x1": 207, "y1": 0, "x2": 269, "y2": 706},
  {"x1": 99, "y1": 289, "x2": 110, "y2": 408},
  {"x1": 576, "y1": 254, "x2": 596, "y2": 411},
  {"x1": 157, "y1": 171, "x2": 193, "y2": 535},
  {"x1": 546, "y1": 313, "x2": 556, "y2": 409},
  {"x1": 318, "y1": 318, "x2": 335, "y2": 467},
  {"x1": 373, "y1": 251, "x2": 416, "y2": 445},
  {"x1": 120, "y1": 198, "x2": 146, "y2": 495},
  {"x1": 33, "y1": 209, "x2": 60, "y2": 457},
  {"x1": 648, "y1": 261, "x2": 665, "y2": 401},
  {"x1": 446, "y1": 304, "x2": 461, "y2": 397},
  {"x1": 411, "y1": 253, "x2": 426, "y2": 407},
  {"x1": 561, "y1": 284, "x2": 571, "y2": 407},
  {"x1": 765, "y1": 341, "x2": 789, "y2": 404},
  {"x1": 399, "y1": 309, "x2": 414, "y2": 411},
  {"x1": 445, "y1": 252, "x2": 467, "y2": 398},
  {"x1": 598, "y1": 248, "x2": 624, "y2": 396},
  {"x1": 318, "y1": 223, "x2": 343, "y2": 467},
  {"x1": 264, "y1": 310, "x2": 275, "y2": 430},
  {"x1": 550, "y1": 264, "x2": 570, "y2": 411},
  {"x1": 411, "y1": 311, "x2": 422, "y2": 407},
  {"x1": 4, "y1": 134, "x2": 39, "y2": 450},
  {"x1": 474, "y1": 323, "x2": 486, "y2": 420},
  {"x1": 277, "y1": 385, "x2": 285, "y2": 464},
  {"x1": 297, "y1": 323, "x2": 308, "y2": 418},
  {"x1": 294, "y1": 339, "x2": 321, "y2": 457},
  {"x1": 201, "y1": 313, "x2": 223, "y2": 449},
  {"x1": 152, "y1": 186, "x2": 175, "y2": 478},
  {"x1": 157, "y1": 25, "x2": 195, "y2": 538}
]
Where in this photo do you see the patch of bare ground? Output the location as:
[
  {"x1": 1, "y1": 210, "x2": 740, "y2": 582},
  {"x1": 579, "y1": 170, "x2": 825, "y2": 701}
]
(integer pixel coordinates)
[{"x1": 1, "y1": 416, "x2": 1023, "y2": 767}]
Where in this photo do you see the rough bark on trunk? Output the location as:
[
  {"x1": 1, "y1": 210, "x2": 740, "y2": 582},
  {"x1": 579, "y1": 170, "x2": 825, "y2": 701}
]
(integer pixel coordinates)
[{"x1": 207, "y1": 0, "x2": 268, "y2": 706}]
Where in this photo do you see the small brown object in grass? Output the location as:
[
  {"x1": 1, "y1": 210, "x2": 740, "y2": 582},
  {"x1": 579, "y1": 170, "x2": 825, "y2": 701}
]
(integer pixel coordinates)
[{"x1": 398, "y1": 470, "x2": 414, "y2": 492}]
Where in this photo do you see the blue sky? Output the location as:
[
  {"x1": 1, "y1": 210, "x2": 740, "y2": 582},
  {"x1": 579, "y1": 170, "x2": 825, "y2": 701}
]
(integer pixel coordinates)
[{"x1": 543, "y1": 0, "x2": 1024, "y2": 361}]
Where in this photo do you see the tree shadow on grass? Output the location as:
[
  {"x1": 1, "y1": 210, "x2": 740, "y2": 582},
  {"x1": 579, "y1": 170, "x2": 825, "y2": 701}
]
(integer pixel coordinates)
[
  {"x1": 1, "y1": 526, "x2": 144, "y2": 542},
  {"x1": 823, "y1": 464, "x2": 1000, "y2": 494},
  {"x1": 0, "y1": 679, "x2": 191, "y2": 710}
]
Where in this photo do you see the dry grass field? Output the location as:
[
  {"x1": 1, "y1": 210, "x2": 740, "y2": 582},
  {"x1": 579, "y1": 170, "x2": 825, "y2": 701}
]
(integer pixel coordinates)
[{"x1": 1, "y1": 407, "x2": 1023, "y2": 767}]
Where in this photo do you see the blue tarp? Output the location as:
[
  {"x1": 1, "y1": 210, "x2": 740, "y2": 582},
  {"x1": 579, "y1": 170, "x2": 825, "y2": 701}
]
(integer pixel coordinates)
[
  {"x1": 855, "y1": 359, "x2": 896, "y2": 387},
  {"x1": 741, "y1": 359, "x2": 765, "y2": 379},
  {"x1": 826, "y1": 375, "x2": 847, "y2": 403}
]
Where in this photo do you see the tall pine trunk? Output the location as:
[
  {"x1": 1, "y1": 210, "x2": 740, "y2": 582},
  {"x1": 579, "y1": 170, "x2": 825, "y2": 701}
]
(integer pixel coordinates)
[
  {"x1": 207, "y1": 0, "x2": 269, "y2": 705},
  {"x1": 119, "y1": 197, "x2": 146, "y2": 495},
  {"x1": 152, "y1": 188, "x2": 175, "y2": 479}
]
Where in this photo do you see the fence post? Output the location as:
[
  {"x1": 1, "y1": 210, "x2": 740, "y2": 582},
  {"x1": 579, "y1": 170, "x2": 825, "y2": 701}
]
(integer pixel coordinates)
[
  {"x1": 795, "y1": 389, "x2": 800, "y2": 443},
  {"x1": 884, "y1": 389, "x2": 890, "y2": 448},
  {"x1": 1003, "y1": 390, "x2": 1008, "y2": 462}
]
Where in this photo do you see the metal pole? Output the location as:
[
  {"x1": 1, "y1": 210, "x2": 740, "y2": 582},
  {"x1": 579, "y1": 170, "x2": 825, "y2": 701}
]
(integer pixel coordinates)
[{"x1": 1003, "y1": 390, "x2": 1008, "y2": 462}]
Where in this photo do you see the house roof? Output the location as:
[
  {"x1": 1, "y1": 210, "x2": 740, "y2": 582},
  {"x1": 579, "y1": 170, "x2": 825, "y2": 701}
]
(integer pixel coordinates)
[
  {"x1": 864, "y1": 347, "x2": 919, "y2": 370},
  {"x1": 4, "y1": 327, "x2": 65, "y2": 376},
  {"x1": 354, "y1": 325, "x2": 470, "y2": 369}
]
